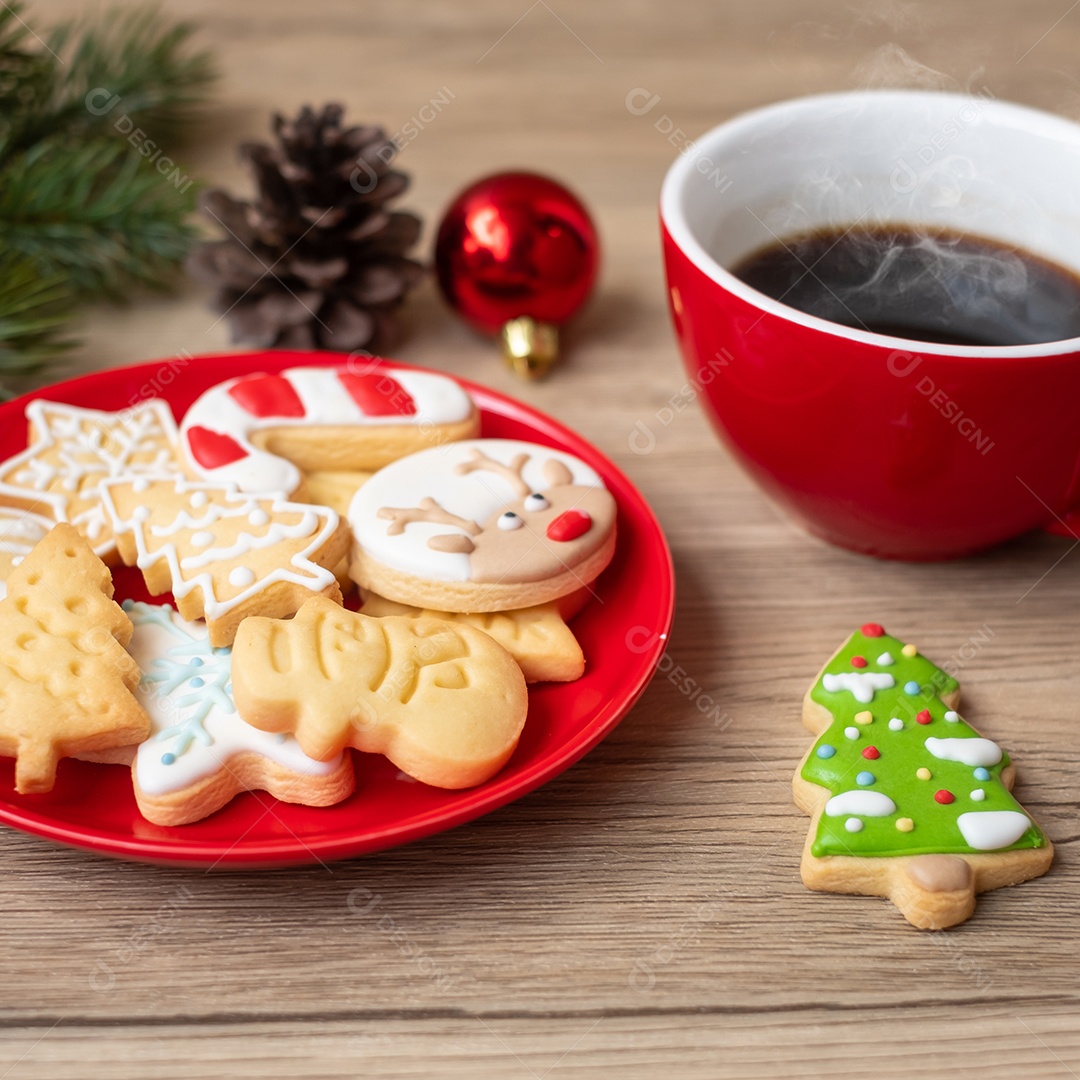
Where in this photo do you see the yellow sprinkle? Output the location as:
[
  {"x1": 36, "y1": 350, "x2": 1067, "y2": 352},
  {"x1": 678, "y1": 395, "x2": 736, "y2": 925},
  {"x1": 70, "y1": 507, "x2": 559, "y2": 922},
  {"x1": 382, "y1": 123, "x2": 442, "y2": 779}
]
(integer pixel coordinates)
[
  {"x1": 916, "y1": 767, "x2": 931, "y2": 780},
  {"x1": 854, "y1": 710, "x2": 873, "y2": 725},
  {"x1": 902, "y1": 643, "x2": 917, "y2": 657},
  {"x1": 896, "y1": 818, "x2": 914, "y2": 832}
]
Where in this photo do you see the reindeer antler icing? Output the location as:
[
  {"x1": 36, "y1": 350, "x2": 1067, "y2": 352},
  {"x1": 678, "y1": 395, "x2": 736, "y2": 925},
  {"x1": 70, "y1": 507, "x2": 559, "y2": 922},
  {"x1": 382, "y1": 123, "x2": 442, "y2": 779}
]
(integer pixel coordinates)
[
  {"x1": 377, "y1": 498, "x2": 480, "y2": 537},
  {"x1": 455, "y1": 449, "x2": 532, "y2": 497}
]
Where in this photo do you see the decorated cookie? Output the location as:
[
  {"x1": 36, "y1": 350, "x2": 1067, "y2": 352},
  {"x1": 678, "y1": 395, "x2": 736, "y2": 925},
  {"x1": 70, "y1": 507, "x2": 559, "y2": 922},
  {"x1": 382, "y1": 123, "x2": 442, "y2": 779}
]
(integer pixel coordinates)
[
  {"x1": 793, "y1": 624, "x2": 1052, "y2": 929},
  {"x1": 0, "y1": 524, "x2": 149, "y2": 793},
  {"x1": 122, "y1": 601, "x2": 354, "y2": 826},
  {"x1": 179, "y1": 367, "x2": 479, "y2": 495},
  {"x1": 231, "y1": 595, "x2": 529, "y2": 788},
  {"x1": 99, "y1": 476, "x2": 349, "y2": 647},
  {"x1": 348, "y1": 439, "x2": 617, "y2": 612},
  {"x1": 360, "y1": 590, "x2": 585, "y2": 684},
  {"x1": 0, "y1": 507, "x2": 53, "y2": 599},
  {"x1": 0, "y1": 399, "x2": 180, "y2": 560}
]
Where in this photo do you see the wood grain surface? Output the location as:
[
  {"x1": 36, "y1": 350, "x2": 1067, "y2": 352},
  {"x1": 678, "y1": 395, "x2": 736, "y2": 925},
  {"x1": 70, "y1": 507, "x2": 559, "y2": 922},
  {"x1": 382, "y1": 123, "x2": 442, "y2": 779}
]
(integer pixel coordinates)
[{"x1": 5, "y1": 1, "x2": 1080, "y2": 1076}]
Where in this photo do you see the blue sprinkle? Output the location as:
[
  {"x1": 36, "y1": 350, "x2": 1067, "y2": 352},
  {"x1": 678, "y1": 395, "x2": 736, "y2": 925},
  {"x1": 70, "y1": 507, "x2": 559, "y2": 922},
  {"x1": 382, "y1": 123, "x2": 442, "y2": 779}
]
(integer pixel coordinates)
[
  {"x1": 904, "y1": 681, "x2": 921, "y2": 695},
  {"x1": 189, "y1": 676, "x2": 204, "y2": 688},
  {"x1": 189, "y1": 657, "x2": 204, "y2": 667},
  {"x1": 161, "y1": 752, "x2": 176, "y2": 765},
  {"x1": 213, "y1": 647, "x2": 229, "y2": 656},
  {"x1": 856, "y1": 771, "x2": 876, "y2": 785},
  {"x1": 121, "y1": 598, "x2": 134, "y2": 611},
  {"x1": 817, "y1": 744, "x2": 837, "y2": 759},
  {"x1": 974, "y1": 767, "x2": 990, "y2": 781}
]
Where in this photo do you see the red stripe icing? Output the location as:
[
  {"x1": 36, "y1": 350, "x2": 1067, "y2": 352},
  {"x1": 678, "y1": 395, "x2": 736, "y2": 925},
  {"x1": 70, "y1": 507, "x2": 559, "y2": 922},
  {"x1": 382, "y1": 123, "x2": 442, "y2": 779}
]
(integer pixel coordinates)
[
  {"x1": 339, "y1": 371, "x2": 417, "y2": 416},
  {"x1": 227, "y1": 374, "x2": 306, "y2": 418},
  {"x1": 186, "y1": 426, "x2": 248, "y2": 468},
  {"x1": 546, "y1": 509, "x2": 592, "y2": 542}
]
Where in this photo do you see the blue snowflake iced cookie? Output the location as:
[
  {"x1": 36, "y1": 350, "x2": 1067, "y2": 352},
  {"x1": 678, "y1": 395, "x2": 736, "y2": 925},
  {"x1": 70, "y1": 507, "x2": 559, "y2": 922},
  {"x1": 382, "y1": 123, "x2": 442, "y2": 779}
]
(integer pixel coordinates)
[{"x1": 124, "y1": 601, "x2": 354, "y2": 825}]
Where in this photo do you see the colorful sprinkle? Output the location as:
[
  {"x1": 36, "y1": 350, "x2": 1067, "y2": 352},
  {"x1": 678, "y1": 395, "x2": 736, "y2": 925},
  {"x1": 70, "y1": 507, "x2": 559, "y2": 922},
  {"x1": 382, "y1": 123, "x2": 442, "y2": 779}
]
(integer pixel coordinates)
[
  {"x1": 861, "y1": 623, "x2": 885, "y2": 637},
  {"x1": 902, "y1": 643, "x2": 918, "y2": 657},
  {"x1": 971, "y1": 788, "x2": 986, "y2": 801},
  {"x1": 904, "y1": 681, "x2": 921, "y2": 695},
  {"x1": 862, "y1": 746, "x2": 880, "y2": 760},
  {"x1": 856, "y1": 771, "x2": 876, "y2": 785},
  {"x1": 850, "y1": 655, "x2": 868, "y2": 668},
  {"x1": 916, "y1": 709, "x2": 932, "y2": 725},
  {"x1": 189, "y1": 657, "x2": 203, "y2": 668},
  {"x1": 877, "y1": 652, "x2": 895, "y2": 666},
  {"x1": 845, "y1": 818, "x2": 864, "y2": 833},
  {"x1": 816, "y1": 744, "x2": 837, "y2": 759},
  {"x1": 916, "y1": 767, "x2": 932, "y2": 780},
  {"x1": 189, "y1": 676, "x2": 205, "y2": 688},
  {"x1": 896, "y1": 818, "x2": 914, "y2": 832},
  {"x1": 161, "y1": 752, "x2": 176, "y2": 766},
  {"x1": 935, "y1": 789, "x2": 955, "y2": 805},
  {"x1": 844, "y1": 726, "x2": 860, "y2": 740},
  {"x1": 944, "y1": 710, "x2": 960, "y2": 723},
  {"x1": 854, "y1": 710, "x2": 873, "y2": 725},
  {"x1": 974, "y1": 767, "x2": 990, "y2": 781},
  {"x1": 888, "y1": 718, "x2": 904, "y2": 731}
]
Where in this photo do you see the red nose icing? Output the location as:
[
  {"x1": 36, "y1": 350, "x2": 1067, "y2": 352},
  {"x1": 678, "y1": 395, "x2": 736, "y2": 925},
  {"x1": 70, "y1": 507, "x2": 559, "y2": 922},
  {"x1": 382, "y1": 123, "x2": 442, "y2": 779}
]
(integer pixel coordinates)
[
  {"x1": 186, "y1": 426, "x2": 247, "y2": 468},
  {"x1": 546, "y1": 509, "x2": 591, "y2": 542}
]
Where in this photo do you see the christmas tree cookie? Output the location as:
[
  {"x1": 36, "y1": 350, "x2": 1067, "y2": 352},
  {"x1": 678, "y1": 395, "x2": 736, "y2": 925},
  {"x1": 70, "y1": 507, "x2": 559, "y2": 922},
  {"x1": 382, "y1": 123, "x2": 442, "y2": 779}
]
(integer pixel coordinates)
[{"x1": 793, "y1": 624, "x2": 1052, "y2": 929}]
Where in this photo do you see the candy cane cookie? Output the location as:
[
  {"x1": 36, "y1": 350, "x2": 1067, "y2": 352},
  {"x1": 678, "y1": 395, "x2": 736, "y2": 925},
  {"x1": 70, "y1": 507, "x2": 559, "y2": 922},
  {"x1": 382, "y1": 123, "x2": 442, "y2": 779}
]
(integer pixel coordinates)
[{"x1": 179, "y1": 367, "x2": 479, "y2": 495}]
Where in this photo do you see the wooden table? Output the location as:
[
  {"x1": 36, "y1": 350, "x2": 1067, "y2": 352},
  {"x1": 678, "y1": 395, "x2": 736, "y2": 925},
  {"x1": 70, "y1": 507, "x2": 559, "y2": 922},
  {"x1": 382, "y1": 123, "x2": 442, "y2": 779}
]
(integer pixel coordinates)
[{"x1": 6, "y1": 1, "x2": 1080, "y2": 1075}]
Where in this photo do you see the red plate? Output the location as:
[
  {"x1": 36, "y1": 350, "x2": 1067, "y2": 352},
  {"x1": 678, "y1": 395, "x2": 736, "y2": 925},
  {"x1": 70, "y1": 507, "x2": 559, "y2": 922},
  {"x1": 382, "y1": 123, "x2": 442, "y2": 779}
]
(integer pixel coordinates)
[{"x1": 0, "y1": 352, "x2": 674, "y2": 867}]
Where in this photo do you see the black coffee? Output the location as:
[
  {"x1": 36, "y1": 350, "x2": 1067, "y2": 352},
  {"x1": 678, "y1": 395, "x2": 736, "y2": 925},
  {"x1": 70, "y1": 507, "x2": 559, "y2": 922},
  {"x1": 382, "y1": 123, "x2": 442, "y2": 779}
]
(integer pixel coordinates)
[{"x1": 730, "y1": 225, "x2": 1080, "y2": 346}]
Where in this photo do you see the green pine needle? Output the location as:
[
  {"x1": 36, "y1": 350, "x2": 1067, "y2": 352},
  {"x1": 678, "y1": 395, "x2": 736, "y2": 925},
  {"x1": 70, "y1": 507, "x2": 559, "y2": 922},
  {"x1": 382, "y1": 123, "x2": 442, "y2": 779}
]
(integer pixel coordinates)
[{"x1": 0, "y1": 2, "x2": 216, "y2": 388}]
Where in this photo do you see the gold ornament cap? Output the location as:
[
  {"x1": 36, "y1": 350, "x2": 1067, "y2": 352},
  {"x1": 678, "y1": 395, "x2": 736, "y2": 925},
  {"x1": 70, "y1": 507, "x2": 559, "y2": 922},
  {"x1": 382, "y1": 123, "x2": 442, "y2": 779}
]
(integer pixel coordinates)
[{"x1": 500, "y1": 317, "x2": 559, "y2": 380}]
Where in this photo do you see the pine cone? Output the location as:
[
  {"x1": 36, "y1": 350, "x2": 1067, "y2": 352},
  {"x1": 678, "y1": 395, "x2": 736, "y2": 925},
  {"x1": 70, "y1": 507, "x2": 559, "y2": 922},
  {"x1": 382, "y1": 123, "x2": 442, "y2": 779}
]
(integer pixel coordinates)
[{"x1": 187, "y1": 103, "x2": 424, "y2": 353}]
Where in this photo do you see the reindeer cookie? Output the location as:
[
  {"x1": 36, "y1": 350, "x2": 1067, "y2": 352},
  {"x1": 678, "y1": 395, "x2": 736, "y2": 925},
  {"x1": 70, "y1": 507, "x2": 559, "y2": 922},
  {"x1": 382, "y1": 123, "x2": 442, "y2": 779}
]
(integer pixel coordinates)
[
  {"x1": 348, "y1": 439, "x2": 617, "y2": 612},
  {"x1": 179, "y1": 367, "x2": 479, "y2": 495},
  {"x1": 231, "y1": 595, "x2": 529, "y2": 789}
]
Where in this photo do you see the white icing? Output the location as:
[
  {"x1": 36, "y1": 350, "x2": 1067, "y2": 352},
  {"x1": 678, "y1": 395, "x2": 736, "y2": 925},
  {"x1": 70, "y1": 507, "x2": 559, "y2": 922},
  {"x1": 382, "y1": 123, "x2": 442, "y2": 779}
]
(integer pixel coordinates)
[
  {"x1": 924, "y1": 736, "x2": 1003, "y2": 768},
  {"x1": 821, "y1": 670, "x2": 896, "y2": 703},
  {"x1": 190, "y1": 491, "x2": 208, "y2": 509},
  {"x1": 0, "y1": 399, "x2": 180, "y2": 557},
  {"x1": 524, "y1": 493, "x2": 550, "y2": 512},
  {"x1": 99, "y1": 476, "x2": 339, "y2": 620},
  {"x1": 0, "y1": 507, "x2": 51, "y2": 562},
  {"x1": 844, "y1": 726, "x2": 859, "y2": 740},
  {"x1": 229, "y1": 566, "x2": 256, "y2": 588},
  {"x1": 497, "y1": 512, "x2": 523, "y2": 531},
  {"x1": 348, "y1": 438, "x2": 609, "y2": 583},
  {"x1": 179, "y1": 367, "x2": 475, "y2": 494},
  {"x1": 888, "y1": 718, "x2": 904, "y2": 731},
  {"x1": 825, "y1": 790, "x2": 897, "y2": 817},
  {"x1": 876, "y1": 652, "x2": 894, "y2": 666},
  {"x1": 845, "y1": 818, "x2": 863, "y2": 833},
  {"x1": 191, "y1": 530, "x2": 214, "y2": 548},
  {"x1": 944, "y1": 710, "x2": 960, "y2": 723},
  {"x1": 971, "y1": 789, "x2": 986, "y2": 801},
  {"x1": 126, "y1": 602, "x2": 341, "y2": 796},
  {"x1": 956, "y1": 810, "x2": 1032, "y2": 850},
  {"x1": 0, "y1": 581, "x2": 5, "y2": 600}
]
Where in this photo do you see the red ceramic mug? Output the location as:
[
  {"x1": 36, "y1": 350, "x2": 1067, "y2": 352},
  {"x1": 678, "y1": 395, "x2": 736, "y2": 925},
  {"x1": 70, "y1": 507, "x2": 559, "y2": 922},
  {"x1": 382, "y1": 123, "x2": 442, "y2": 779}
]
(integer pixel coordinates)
[{"x1": 660, "y1": 90, "x2": 1080, "y2": 559}]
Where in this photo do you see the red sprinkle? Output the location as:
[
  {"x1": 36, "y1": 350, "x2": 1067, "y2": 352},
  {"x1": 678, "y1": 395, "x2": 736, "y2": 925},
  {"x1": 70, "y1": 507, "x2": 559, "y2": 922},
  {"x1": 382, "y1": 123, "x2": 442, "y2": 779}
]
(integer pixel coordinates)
[
  {"x1": 546, "y1": 509, "x2": 592, "y2": 542},
  {"x1": 934, "y1": 790, "x2": 955, "y2": 805},
  {"x1": 916, "y1": 709, "x2": 932, "y2": 725},
  {"x1": 850, "y1": 655, "x2": 868, "y2": 668},
  {"x1": 862, "y1": 746, "x2": 880, "y2": 760},
  {"x1": 860, "y1": 623, "x2": 885, "y2": 637}
]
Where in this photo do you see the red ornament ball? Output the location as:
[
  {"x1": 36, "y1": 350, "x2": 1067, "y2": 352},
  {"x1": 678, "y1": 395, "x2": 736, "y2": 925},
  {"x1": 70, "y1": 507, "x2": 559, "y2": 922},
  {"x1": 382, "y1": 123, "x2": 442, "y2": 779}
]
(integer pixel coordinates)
[
  {"x1": 862, "y1": 746, "x2": 880, "y2": 760},
  {"x1": 434, "y1": 171, "x2": 599, "y2": 335},
  {"x1": 860, "y1": 623, "x2": 885, "y2": 637},
  {"x1": 916, "y1": 709, "x2": 932, "y2": 725},
  {"x1": 850, "y1": 655, "x2": 867, "y2": 668},
  {"x1": 934, "y1": 789, "x2": 955, "y2": 804}
]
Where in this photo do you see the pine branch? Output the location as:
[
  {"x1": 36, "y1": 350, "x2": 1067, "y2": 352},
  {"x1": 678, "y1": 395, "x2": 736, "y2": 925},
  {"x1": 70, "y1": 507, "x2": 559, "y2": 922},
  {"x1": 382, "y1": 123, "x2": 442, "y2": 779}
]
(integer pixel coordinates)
[
  {"x1": 0, "y1": 3, "x2": 216, "y2": 157},
  {"x1": 0, "y1": 253, "x2": 74, "y2": 385},
  {"x1": 0, "y1": 137, "x2": 199, "y2": 299}
]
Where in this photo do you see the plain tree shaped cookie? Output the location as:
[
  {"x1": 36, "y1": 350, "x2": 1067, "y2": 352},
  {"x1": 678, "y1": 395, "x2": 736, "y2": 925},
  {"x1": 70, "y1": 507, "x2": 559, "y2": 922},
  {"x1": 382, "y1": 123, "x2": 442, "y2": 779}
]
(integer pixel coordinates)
[
  {"x1": 231, "y1": 595, "x2": 529, "y2": 788},
  {"x1": 793, "y1": 623, "x2": 1052, "y2": 929},
  {"x1": 0, "y1": 524, "x2": 149, "y2": 793}
]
